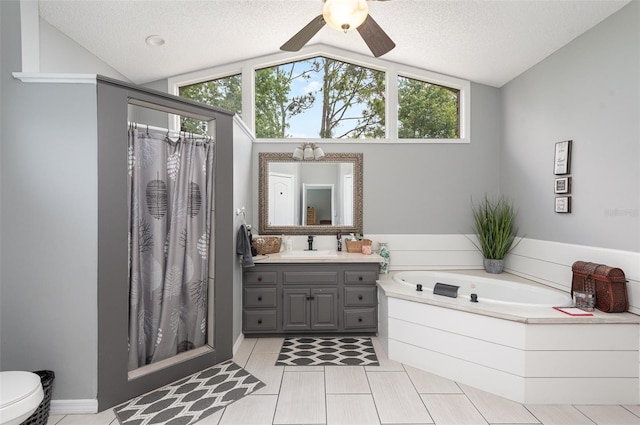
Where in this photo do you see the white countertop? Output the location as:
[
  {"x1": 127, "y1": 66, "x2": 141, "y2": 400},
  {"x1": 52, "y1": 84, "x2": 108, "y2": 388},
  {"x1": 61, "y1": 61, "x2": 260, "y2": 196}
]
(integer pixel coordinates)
[
  {"x1": 252, "y1": 251, "x2": 383, "y2": 264},
  {"x1": 377, "y1": 271, "x2": 640, "y2": 325}
]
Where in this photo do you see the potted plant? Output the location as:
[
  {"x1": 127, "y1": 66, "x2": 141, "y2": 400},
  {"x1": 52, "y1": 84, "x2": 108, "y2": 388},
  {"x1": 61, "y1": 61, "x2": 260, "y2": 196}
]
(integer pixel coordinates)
[{"x1": 470, "y1": 195, "x2": 522, "y2": 274}]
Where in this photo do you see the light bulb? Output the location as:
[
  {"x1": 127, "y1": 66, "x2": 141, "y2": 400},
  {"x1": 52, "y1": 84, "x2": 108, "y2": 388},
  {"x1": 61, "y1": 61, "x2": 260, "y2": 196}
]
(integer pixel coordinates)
[
  {"x1": 292, "y1": 145, "x2": 304, "y2": 161},
  {"x1": 303, "y1": 144, "x2": 315, "y2": 160},
  {"x1": 313, "y1": 145, "x2": 325, "y2": 160},
  {"x1": 322, "y1": 0, "x2": 369, "y2": 33}
]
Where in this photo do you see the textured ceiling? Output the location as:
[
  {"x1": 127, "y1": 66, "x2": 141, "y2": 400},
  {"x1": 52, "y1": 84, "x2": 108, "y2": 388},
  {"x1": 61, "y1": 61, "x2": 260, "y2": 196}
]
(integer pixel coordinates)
[{"x1": 39, "y1": 0, "x2": 629, "y2": 87}]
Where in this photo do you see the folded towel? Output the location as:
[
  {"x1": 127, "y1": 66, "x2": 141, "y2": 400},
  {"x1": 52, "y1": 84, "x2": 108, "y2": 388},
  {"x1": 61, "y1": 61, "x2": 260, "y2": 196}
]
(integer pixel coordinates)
[{"x1": 236, "y1": 224, "x2": 254, "y2": 268}]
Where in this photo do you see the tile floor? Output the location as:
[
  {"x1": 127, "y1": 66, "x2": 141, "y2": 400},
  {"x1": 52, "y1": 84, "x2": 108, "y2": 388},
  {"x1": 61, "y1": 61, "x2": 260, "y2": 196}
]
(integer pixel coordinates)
[{"x1": 47, "y1": 337, "x2": 640, "y2": 425}]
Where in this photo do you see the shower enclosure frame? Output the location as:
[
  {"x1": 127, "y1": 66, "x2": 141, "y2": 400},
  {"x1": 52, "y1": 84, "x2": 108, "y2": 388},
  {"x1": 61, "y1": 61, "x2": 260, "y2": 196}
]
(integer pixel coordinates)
[{"x1": 96, "y1": 76, "x2": 234, "y2": 410}]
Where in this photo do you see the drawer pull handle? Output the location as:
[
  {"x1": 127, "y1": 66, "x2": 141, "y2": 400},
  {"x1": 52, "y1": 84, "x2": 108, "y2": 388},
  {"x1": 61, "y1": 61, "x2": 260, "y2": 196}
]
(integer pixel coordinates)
[
  {"x1": 358, "y1": 295, "x2": 363, "y2": 300},
  {"x1": 358, "y1": 276, "x2": 363, "y2": 281},
  {"x1": 257, "y1": 319, "x2": 262, "y2": 324},
  {"x1": 258, "y1": 296, "x2": 262, "y2": 301},
  {"x1": 358, "y1": 317, "x2": 363, "y2": 322}
]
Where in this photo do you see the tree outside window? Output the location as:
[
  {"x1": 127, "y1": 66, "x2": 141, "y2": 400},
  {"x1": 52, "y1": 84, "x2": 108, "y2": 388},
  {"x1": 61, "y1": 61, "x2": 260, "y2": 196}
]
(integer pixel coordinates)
[
  {"x1": 398, "y1": 76, "x2": 459, "y2": 139},
  {"x1": 179, "y1": 74, "x2": 242, "y2": 134},
  {"x1": 177, "y1": 60, "x2": 463, "y2": 141},
  {"x1": 255, "y1": 57, "x2": 385, "y2": 139}
]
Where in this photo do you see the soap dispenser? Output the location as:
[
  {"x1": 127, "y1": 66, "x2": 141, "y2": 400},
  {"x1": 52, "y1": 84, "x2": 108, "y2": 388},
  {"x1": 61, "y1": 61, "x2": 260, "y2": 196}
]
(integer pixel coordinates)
[
  {"x1": 337, "y1": 232, "x2": 343, "y2": 252},
  {"x1": 286, "y1": 236, "x2": 293, "y2": 252}
]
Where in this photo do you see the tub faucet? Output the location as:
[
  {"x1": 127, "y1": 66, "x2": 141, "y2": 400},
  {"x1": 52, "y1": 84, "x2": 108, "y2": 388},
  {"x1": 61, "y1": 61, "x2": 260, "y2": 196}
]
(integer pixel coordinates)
[{"x1": 307, "y1": 235, "x2": 315, "y2": 251}]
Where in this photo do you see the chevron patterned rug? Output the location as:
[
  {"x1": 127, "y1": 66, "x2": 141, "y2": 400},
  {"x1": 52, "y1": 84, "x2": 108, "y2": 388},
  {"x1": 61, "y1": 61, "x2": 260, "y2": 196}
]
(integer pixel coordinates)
[{"x1": 276, "y1": 336, "x2": 379, "y2": 366}]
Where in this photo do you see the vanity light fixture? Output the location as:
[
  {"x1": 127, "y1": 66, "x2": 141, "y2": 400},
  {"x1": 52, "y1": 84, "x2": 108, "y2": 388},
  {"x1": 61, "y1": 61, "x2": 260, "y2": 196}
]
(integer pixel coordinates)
[{"x1": 292, "y1": 143, "x2": 325, "y2": 161}]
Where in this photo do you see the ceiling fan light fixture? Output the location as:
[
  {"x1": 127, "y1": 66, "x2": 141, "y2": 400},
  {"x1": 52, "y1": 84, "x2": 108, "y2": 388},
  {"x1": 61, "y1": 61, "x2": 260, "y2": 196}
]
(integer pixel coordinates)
[{"x1": 323, "y1": 0, "x2": 369, "y2": 33}]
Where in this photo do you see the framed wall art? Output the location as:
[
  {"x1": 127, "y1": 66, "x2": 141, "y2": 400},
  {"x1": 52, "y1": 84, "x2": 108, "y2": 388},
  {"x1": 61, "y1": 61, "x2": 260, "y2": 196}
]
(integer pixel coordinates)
[
  {"x1": 555, "y1": 196, "x2": 572, "y2": 213},
  {"x1": 554, "y1": 177, "x2": 572, "y2": 194},
  {"x1": 554, "y1": 140, "x2": 572, "y2": 175}
]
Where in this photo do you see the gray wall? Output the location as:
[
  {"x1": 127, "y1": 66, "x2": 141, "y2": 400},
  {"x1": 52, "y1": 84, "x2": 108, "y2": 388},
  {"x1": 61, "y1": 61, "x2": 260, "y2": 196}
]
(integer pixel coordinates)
[
  {"x1": 1, "y1": 1, "x2": 98, "y2": 400},
  {"x1": 252, "y1": 82, "x2": 502, "y2": 235},
  {"x1": 501, "y1": 1, "x2": 639, "y2": 252},
  {"x1": 39, "y1": 17, "x2": 130, "y2": 82}
]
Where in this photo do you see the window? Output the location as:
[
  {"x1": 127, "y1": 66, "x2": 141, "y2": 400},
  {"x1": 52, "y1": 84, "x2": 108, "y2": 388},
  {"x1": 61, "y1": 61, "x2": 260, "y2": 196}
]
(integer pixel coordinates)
[
  {"x1": 179, "y1": 74, "x2": 242, "y2": 134},
  {"x1": 397, "y1": 75, "x2": 460, "y2": 139},
  {"x1": 254, "y1": 57, "x2": 385, "y2": 139},
  {"x1": 171, "y1": 46, "x2": 470, "y2": 143}
]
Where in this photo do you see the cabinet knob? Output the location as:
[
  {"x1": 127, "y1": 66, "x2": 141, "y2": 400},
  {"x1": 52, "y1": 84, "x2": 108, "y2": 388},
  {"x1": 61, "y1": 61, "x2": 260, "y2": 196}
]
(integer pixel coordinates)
[
  {"x1": 258, "y1": 296, "x2": 262, "y2": 301},
  {"x1": 358, "y1": 276, "x2": 363, "y2": 281},
  {"x1": 358, "y1": 295, "x2": 363, "y2": 301},
  {"x1": 257, "y1": 319, "x2": 262, "y2": 324},
  {"x1": 358, "y1": 317, "x2": 363, "y2": 322},
  {"x1": 257, "y1": 276, "x2": 262, "y2": 282}
]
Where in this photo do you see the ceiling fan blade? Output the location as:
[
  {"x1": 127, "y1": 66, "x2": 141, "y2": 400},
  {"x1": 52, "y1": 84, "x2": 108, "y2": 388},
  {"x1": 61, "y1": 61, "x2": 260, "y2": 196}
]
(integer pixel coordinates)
[
  {"x1": 357, "y1": 14, "x2": 396, "y2": 57},
  {"x1": 280, "y1": 15, "x2": 326, "y2": 52}
]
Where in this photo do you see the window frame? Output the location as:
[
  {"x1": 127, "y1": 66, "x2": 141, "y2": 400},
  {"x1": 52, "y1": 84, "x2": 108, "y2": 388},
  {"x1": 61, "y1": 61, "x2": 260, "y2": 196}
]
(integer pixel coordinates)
[{"x1": 168, "y1": 45, "x2": 471, "y2": 144}]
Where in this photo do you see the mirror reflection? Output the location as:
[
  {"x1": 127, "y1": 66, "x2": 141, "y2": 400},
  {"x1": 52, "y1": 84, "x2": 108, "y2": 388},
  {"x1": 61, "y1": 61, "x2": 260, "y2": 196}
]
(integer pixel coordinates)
[{"x1": 259, "y1": 153, "x2": 363, "y2": 235}]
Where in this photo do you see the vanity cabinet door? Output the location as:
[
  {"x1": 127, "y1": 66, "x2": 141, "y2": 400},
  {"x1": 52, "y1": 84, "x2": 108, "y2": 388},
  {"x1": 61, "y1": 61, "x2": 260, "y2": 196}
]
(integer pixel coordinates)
[
  {"x1": 282, "y1": 288, "x2": 339, "y2": 331},
  {"x1": 310, "y1": 288, "x2": 339, "y2": 331},
  {"x1": 282, "y1": 289, "x2": 311, "y2": 331}
]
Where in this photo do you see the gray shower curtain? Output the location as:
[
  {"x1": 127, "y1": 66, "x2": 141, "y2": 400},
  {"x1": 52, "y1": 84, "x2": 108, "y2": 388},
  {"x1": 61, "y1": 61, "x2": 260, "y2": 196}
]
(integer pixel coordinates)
[{"x1": 127, "y1": 128, "x2": 215, "y2": 370}]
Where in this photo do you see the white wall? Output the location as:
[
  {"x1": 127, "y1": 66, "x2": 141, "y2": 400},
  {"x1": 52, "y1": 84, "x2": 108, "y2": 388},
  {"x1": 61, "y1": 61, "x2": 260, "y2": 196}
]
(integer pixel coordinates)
[{"x1": 501, "y1": 1, "x2": 639, "y2": 252}]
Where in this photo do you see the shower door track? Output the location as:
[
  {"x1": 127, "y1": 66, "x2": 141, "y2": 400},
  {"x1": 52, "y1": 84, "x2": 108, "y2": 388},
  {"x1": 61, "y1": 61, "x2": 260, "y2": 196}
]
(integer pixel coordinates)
[{"x1": 128, "y1": 346, "x2": 213, "y2": 381}]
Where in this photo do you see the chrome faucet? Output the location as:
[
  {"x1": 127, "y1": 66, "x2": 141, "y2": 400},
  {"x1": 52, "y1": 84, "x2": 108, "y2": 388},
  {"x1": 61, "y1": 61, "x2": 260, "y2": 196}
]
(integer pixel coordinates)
[{"x1": 307, "y1": 235, "x2": 315, "y2": 251}]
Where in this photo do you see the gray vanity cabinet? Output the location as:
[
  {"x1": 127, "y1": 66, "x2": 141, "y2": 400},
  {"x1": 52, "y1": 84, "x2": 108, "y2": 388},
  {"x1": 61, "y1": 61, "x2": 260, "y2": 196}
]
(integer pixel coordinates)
[{"x1": 243, "y1": 262, "x2": 379, "y2": 335}]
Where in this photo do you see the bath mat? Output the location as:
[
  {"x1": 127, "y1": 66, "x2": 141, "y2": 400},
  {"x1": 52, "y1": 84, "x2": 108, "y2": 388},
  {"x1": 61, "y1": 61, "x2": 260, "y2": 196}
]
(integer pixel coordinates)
[
  {"x1": 276, "y1": 336, "x2": 379, "y2": 366},
  {"x1": 114, "y1": 360, "x2": 264, "y2": 425}
]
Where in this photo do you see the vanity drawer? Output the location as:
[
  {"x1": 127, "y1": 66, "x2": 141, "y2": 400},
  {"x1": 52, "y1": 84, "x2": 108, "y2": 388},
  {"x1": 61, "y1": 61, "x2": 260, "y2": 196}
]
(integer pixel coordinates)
[
  {"x1": 283, "y1": 271, "x2": 338, "y2": 285},
  {"x1": 344, "y1": 287, "x2": 377, "y2": 307},
  {"x1": 244, "y1": 288, "x2": 277, "y2": 308},
  {"x1": 344, "y1": 270, "x2": 378, "y2": 285},
  {"x1": 244, "y1": 271, "x2": 277, "y2": 285},
  {"x1": 243, "y1": 310, "x2": 277, "y2": 332},
  {"x1": 344, "y1": 308, "x2": 377, "y2": 329}
]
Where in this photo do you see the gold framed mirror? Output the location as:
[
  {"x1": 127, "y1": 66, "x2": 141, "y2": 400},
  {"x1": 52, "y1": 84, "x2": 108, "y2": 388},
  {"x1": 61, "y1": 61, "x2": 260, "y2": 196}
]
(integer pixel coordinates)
[{"x1": 258, "y1": 152, "x2": 363, "y2": 235}]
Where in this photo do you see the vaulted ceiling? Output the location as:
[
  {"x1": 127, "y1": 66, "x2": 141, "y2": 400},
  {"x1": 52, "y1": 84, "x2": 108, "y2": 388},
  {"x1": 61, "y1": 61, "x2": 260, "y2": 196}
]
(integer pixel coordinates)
[{"x1": 38, "y1": 0, "x2": 629, "y2": 87}]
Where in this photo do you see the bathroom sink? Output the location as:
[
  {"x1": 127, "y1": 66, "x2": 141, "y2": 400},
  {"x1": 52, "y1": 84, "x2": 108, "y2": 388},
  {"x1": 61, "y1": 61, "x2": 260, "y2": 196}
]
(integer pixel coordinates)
[{"x1": 281, "y1": 250, "x2": 339, "y2": 259}]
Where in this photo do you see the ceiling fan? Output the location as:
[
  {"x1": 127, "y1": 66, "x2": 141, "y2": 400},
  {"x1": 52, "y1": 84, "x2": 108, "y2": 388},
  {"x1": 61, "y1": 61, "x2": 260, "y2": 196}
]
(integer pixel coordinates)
[{"x1": 280, "y1": 0, "x2": 395, "y2": 58}]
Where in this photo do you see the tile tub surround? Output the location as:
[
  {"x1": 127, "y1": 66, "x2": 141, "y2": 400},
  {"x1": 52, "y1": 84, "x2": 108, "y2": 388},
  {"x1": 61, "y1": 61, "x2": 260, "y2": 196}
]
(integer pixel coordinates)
[{"x1": 377, "y1": 271, "x2": 640, "y2": 405}]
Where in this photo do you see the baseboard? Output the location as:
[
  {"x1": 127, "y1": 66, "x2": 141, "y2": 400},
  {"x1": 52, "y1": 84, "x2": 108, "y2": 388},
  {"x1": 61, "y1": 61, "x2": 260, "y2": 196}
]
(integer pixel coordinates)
[
  {"x1": 233, "y1": 333, "x2": 245, "y2": 356},
  {"x1": 50, "y1": 399, "x2": 98, "y2": 415}
]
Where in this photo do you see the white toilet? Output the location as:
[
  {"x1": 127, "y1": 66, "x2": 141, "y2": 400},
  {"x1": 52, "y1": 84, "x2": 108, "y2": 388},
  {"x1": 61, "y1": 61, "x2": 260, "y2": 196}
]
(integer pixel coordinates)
[{"x1": 0, "y1": 371, "x2": 44, "y2": 425}]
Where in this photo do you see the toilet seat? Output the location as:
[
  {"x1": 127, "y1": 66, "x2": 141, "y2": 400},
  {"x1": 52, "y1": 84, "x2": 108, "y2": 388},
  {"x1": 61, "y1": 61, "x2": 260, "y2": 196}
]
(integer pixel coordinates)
[{"x1": 0, "y1": 371, "x2": 44, "y2": 425}]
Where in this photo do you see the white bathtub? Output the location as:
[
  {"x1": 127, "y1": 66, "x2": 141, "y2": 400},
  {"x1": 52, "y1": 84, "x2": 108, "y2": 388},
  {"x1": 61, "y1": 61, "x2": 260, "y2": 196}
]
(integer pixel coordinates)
[
  {"x1": 393, "y1": 270, "x2": 573, "y2": 307},
  {"x1": 377, "y1": 270, "x2": 640, "y2": 404}
]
